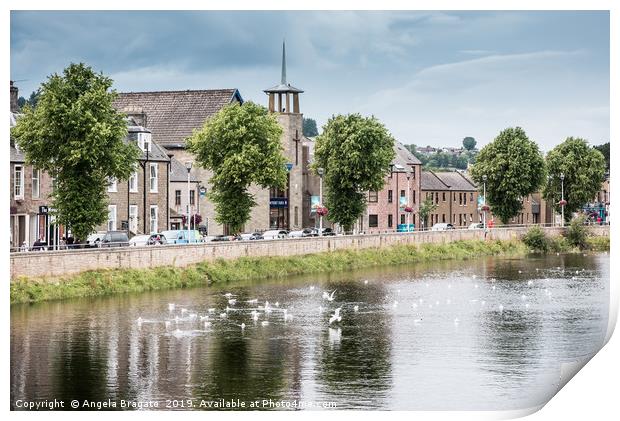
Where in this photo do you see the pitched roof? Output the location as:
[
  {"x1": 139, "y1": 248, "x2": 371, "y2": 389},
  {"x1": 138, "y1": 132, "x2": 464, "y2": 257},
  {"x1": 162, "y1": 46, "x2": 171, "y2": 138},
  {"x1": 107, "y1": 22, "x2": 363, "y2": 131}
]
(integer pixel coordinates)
[
  {"x1": 169, "y1": 157, "x2": 199, "y2": 183},
  {"x1": 114, "y1": 89, "x2": 242, "y2": 148},
  {"x1": 433, "y1": 171, "x2": 478, "y2": 191},
  {"x1": 392, "y1": 142, "x2": 422, "y2": 167},
  {"x1": 421, "y1": 171, "x2": 449, "y2": 190}
]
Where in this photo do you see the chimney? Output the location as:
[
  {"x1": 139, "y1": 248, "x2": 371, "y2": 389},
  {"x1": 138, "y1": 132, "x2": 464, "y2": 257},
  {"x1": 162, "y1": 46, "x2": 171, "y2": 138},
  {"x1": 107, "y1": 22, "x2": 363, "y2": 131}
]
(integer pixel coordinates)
[{"x1": 10, "y1": 81, "x2": 19, "y2": 113}]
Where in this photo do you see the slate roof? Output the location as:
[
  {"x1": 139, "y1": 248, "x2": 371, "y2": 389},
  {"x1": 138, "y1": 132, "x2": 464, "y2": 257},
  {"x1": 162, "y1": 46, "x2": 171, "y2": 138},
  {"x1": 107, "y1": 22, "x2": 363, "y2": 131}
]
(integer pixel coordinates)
[
  {"x1": 421, "y1": 171, "x2": 449, "y2": 191},
  {"x1": 434, "y1": 171, "x2": 477, "y2": 191},
  {"x1": 114, "y1": 89, "x2": 242, "y2": 148},
  {"x1": 169, "y1": 157, "x2": 199, "y2": 183},
  {"x1": 392, "y1": 142, "x2": 422, "y2": 168}
]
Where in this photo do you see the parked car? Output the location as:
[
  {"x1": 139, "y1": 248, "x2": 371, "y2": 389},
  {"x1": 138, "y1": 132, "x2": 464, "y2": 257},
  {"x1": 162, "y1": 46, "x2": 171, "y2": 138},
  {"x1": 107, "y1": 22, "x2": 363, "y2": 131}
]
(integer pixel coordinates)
[
  {"x1": 262, "y1": 229, "x2": 289, "y2": 240},
  {"x1": 211, "y1": 234, "x2": 232, "y2": 242},
  {"x1": 86, "y1": 231, "x2": 106, "y2": 248},
  {"x1": 288, "y1": 228, "x2": 317, "y2": 238},
  {"x1": 176, "y1": 229, "x2": 204, "y2": 244},
  {"x1": 161, "y1": 230, "x2": 182, "y2": 244},
  {"x1": 315, "y1": 227, "x2": 336, "y2": 236},
  {"x1": 235, "y1": 233, "x2": 264, "y2": 241},
  {"x1": 129, "y1": 233, "x2": 167, "y2": 247},
  {"x1": 431, "y1": 223, "x2": 455, "y2": 231},
  {"x1": 101, "y1": 231, "x2": 130, "y2": 247},
  {"x1": 468, "y1": 223, "x2": 484, "y2": 230}
]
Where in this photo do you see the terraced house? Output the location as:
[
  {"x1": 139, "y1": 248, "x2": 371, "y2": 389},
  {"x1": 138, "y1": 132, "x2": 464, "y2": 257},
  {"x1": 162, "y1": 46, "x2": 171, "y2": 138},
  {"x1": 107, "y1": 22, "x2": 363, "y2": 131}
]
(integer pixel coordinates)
[{"x1": 421, "y1": 170, "x2": 480, "y2": 228}]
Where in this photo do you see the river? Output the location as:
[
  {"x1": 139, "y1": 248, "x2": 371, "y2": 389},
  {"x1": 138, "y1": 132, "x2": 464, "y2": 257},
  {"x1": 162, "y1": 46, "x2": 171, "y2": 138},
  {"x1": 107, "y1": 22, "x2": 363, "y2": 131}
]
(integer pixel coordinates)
[{"x1": 10, "y1": 253, "x2": 609, "y2": 411}]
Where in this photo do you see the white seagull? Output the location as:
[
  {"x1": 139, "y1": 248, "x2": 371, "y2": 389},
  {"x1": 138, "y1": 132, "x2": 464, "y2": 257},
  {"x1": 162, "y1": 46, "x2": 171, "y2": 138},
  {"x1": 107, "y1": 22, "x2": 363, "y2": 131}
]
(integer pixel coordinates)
[{"x1": 329, "y1": 307, "x2": 342, "y2": 325}]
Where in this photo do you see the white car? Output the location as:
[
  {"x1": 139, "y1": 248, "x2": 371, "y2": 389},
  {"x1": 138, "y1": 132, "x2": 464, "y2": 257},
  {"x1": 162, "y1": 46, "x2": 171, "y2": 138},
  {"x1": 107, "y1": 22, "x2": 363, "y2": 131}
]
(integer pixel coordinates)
[
  {"x1": 262, "y1": 230, "x2": 288, "y2": 240},
  {"x1": 468, "y1": 223, "x2": 484, "y2": 230},
  {"x1": 86, "y1": 231, "x2": 106, "y2": 248},
  {"x1": 431, "y1": 223, "x2": 455, "y2": 231},
  {"x1": 129, "y1": 235, "x2": 151, "y2": 247}
]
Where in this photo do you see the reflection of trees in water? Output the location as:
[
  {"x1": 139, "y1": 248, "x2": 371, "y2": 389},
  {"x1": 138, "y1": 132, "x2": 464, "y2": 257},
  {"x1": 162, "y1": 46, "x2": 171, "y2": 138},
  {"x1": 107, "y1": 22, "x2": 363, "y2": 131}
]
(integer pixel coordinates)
[{"x1": 315, "y1": 281, "x2": 393, "y2": 408}]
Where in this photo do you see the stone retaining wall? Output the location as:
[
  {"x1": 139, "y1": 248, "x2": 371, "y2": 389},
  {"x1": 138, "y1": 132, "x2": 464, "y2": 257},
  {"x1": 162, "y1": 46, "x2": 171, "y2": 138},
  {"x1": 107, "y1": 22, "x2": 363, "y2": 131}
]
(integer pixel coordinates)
[{"x1": 10, "y1": 226, "x2": 609, "y2": 280}]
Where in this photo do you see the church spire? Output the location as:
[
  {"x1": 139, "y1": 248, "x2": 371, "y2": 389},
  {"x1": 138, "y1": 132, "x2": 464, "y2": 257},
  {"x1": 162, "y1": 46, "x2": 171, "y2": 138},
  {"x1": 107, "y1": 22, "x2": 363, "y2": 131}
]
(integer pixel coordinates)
[{"x1": 281, "y1": 40, "x2": 287, "y2": 85}]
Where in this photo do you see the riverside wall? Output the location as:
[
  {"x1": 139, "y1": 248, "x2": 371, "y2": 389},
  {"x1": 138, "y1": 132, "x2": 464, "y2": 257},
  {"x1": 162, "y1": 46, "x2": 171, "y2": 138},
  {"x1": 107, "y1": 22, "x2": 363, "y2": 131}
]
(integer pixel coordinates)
[{"x1": 10, "y1": 226, "x2": 609, "y2": 280}]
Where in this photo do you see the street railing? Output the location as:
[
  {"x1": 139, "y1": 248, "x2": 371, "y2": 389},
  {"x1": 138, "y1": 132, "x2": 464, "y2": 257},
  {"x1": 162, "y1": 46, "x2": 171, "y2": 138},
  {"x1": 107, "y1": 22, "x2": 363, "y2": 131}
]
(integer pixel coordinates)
[{"x1": 10, "y1": 222, "x2": 609, "y2": 253}]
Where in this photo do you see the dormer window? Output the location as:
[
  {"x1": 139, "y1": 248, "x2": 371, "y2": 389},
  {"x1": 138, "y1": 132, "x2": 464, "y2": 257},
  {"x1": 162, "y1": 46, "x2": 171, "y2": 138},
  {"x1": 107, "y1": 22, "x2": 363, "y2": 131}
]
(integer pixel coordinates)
[{"x1": 137, "y1": 132, "x2": 152, "y2": 153}]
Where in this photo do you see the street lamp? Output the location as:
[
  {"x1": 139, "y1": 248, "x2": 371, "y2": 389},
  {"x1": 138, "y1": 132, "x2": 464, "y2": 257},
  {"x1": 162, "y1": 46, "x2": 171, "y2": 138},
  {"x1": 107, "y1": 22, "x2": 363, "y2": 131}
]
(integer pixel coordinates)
[
  {"x1": 185, "y1": 161, "x2": 192, "y2": 244},
  {"x1": 482, "y1": 175, "x2": 487, "y2": 231},
  {"x1": 406, "y1": 171, "x2": 412, "y2": 232},
  {"x1": 560, "y1": 172, "x2": 565, "y2": 227},
  {"x1": 317, "y1": 167, "x2": 324, "y2": 236}
]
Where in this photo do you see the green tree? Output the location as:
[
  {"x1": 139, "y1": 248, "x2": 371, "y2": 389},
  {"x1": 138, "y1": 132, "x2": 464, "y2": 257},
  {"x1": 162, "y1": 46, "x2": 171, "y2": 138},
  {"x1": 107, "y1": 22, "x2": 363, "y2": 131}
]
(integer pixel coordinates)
[
  {"x1": 418, "y1": 197, "x2": 438, "y2": 230},
  {"x1": 462, "y1": 136, "x2": 477, "y2": 151},
  {"x1": 11, "y1": 63, "x2": 140, "y2": 241},
  {"x1": 470, "y1": 127, "x2": 545, "y2": 224},
  {"x1": 303, "y1": 117, "x2": 319, "y2": 137},
  {"x1": 543, "y1": 137, "x2": 606, "y2": 221},
  {"x1": 313, "y1": 114, "x2": 395, "y2": 232},
  {"x1": 188, "y1": 101, "x2": 287, "y2": 234},
  {"x1": 17, "y1": 96, "x2": 27, "y2": 109},
  {"x1": 594, "y1": 142, "x2": 609, "y2": 170}
]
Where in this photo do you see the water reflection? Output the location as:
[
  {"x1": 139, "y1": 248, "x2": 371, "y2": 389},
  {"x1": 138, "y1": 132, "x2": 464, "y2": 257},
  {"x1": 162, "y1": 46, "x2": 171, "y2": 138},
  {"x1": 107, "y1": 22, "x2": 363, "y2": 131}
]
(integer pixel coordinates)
[{"x1": 11, "y1": 254, "x2": 609, "y2": 410}]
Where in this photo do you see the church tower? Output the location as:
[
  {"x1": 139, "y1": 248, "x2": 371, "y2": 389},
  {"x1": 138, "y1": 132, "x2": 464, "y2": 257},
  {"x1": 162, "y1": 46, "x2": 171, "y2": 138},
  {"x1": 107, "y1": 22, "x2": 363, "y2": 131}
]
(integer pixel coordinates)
[{"x1": 263, "y1": 41, "x2": 304, "y2": 230}]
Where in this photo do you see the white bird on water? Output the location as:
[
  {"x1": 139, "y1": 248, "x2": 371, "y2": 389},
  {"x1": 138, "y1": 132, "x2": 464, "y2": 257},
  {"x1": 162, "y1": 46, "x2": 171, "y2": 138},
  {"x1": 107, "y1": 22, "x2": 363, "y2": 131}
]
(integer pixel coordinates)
[
  {"x1": 246, "y1": 299, "x2": 258, "y2": 305},
  {"x1": 204, "y1": 321, "x2": 211, "y2": 328},
  {"x1": 527, "y1": 280, "x2": 533, "y2": 286},
  {"x1": 137, "y1": 317, "x2": 143, "y2": 326},
  {"x1": 310, "y1": 285, "x2": 315, "y2": 291},
  {"x1": 323, "y1": 290, "x2": 337, "y2": 302},
  {"x1": 498, "y1": 304, "x2": 504, "y2": 313},
  {"x1": 353, "y1": 305, "x2": 359, "y2": 312},
  {"x1": 220, "y1": 313, "x2": 227, "y2": 319},
  {"x1": 364, "y1": 280, "x2": 369, "y2": 285},
  {"x1": 224, "y1": 292, "x2": 233, "y2": 298},
  {"x1": 228, "y1": 299, "x2": 237, "y2": 305},
  {"x1": 200, "y1": 315, "x2": 209, "y2": 322},
  {"x1": 261, "y1": 320, "x2": 269, "y2": 327},
  {"x1": 329, "y1": 307, "x2": 342, "y2": 325},
  {"x1": 168, "y1": 303, "x2": 175, "y2": 312},
  {"x1": 241, "y1": 323, "x2": 246, "y2": 330},
  {"x1": 208, "y1": 308, "x2": 216, "y2": 314},
  {"x1": 264, "y1": 301, "x2": 272, "y2": 313},
  {"x1": 251, "y1": 311, "x2": 259, "y2": 322},
  {"x1": 275, "y1": 302, "x2": 280, "y2": 307}
]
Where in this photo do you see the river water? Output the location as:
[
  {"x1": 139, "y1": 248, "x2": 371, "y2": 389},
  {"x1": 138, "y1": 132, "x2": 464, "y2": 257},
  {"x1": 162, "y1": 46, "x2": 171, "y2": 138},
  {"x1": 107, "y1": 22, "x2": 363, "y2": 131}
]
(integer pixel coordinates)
[{"x1": 10, "y1": 253, "x2": 609, "y2": 411}]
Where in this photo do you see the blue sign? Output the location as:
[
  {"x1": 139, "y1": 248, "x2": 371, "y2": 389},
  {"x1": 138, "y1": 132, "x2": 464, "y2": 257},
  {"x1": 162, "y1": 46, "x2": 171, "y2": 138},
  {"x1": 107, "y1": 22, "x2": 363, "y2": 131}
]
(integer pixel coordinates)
[
  {"x1": 285, "y1": 163, "x2": 293, "y2": 172},
  {"x1": 397, "y1": 223, "x2": 415, "y2": 232},
  {"x1": 270, "y1": 197, "x2": 288, "y2": 208}
]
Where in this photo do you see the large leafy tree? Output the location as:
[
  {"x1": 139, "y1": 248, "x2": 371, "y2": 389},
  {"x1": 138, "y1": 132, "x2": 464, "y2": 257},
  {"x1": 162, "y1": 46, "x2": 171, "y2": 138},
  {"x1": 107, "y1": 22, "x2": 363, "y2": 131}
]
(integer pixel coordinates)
[
  {"x1": 303, "y1": 117, "x2": 319, "y2": 137},
  {"x1": 594, "y1": 142, "x2": 610, "y2": 170},
  {"x1": 188, "y1": 101, "x2": 287, "y2": 234},
  {"x1": 11, "y1": 63, "x2": 140, "y2": 241},
  {"x1": 313, "y1": 114, "x2": 395, "y2": 232},
  {"x1": 543, "y1": 137, "x2": 606, "y2": 220},
  {"x1": 470, "y1": 127, "x2": 545, "y2": 224},
  {"x1": 462, "y1": 136, "x2": 477, "y2": 151}
]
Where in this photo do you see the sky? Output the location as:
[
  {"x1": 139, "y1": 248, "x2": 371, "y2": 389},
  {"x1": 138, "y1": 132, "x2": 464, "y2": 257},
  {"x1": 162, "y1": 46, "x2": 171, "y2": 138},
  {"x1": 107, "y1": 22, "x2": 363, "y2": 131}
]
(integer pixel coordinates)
[{"x1": 10, "y1": 10, "x2": 610, "y2": 151}]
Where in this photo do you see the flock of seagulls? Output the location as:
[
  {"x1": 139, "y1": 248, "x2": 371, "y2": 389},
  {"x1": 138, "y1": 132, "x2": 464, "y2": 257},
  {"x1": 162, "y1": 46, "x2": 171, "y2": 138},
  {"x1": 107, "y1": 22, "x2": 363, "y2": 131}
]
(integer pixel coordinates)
[{"x1": 137, "y1": 264, "x2": 591, "y2": 339}]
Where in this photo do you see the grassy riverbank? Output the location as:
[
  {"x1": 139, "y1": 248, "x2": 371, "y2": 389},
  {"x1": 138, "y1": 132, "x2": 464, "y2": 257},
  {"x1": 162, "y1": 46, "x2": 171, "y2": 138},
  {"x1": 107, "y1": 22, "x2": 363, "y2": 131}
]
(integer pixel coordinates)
[{"x1": 11, "y1": 239, "x2": 529, "y2": 304}]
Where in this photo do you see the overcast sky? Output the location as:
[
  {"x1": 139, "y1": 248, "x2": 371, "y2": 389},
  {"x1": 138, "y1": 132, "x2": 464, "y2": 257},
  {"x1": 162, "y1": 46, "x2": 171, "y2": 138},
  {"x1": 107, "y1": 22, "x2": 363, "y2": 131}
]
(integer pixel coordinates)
[{"x1": 11, "y1": 10, "x2": 609, "y2": 150}]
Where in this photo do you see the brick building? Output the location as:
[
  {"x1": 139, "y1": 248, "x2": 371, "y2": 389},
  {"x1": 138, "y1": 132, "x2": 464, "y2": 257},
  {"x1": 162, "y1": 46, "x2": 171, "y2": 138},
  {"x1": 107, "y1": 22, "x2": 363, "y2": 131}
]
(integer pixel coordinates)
[
  {"x1": 421, "y1": 171, "x2": 480, "y2": 229},
  {"x1": 168, "y1": 157, "x2": 201, "y2": 231},
  {"x1": 361, "y1": 143, "x2": 423, "y2": 233},
  {"x1": 98, "y1": 123, "x2": 171, "y2": 235}
]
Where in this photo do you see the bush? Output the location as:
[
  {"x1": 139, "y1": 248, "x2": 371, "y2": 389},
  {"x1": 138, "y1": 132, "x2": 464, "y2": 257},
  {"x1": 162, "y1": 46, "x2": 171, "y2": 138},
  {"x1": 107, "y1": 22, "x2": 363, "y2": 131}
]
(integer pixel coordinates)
[
  {"x1": 586, "y1": 235, "x2": 610, "y2": 251},
  {"x1": 522, "y1": 226, "x2": 549, "y2": 253},
  {"x1": 566, "y1": 216, "x2": 590, "y2": 250}
]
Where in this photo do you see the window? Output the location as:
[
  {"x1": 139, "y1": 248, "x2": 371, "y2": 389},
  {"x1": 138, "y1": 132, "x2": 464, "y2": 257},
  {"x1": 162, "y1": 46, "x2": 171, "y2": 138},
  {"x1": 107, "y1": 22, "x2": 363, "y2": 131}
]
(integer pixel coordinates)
[
  {"x1": 129, "y1": 171, "x2": 138, "y2": 193},
  {"x1": 32, "y1": 168, "x2": 40, "y2": 199},
  {"x1": 107, "y1": 205, "x2": 117, "y2": 231},
  {"x1": 401, "y1": 214, "x2": 406, "y2": 224},
  {"x1": 138, "y1": 132, "x2": 152, "y2": 152},
  {"x1": 107, "y1": 177, "x2": 118, "y2": 193},
  {"x1": 368, "y1": 191, "x2": 378, "y2": 203},
  {"x1": 464, "y1": 193, "x2": 467, "y2": 205},
  {"x1": 294, "y1": 206, "x2": 299, "y2": 226},
  {"x1": 129, "y1": 205, "x2": 138, "y2": 233},
  {"x1": 442, "y1": 214, "x2": 446, "y2": 223},
  {"x1": 190, "y1": 190, "x2": 196, "y2": 205},
  {"x1": 368, "y1": 214, "x2": 378, "y2": 227},
  {"x1": 175, "y1": 190, "x2": 182, "y2": 206},
  {"x1": 149, "y1": 163, "x2": 158, "y2": 192},
  {"x1": 388, "y1": 190, "x2": 393, "y2": 203},
  {"x1": 470, "y1": 192, "x2": 474, "y2": 202},
  {"x1": 14, "y1": 165, "x2": 24, "y2": 198},
  {"x1": 388, "y1": 214, "x2": 393, "y2": 228},
  {"x1": 400, "y1": 190, "x2": 405, "y2": 198},
  {"x1": 435, "y1": 192, "x2": 439, "y2": 204},
  {"x1": 442, "y1": 192, "x2": 446, "y2": 202},
  {"x1": 150, "y1": 205, "x2": 158, "y2": 233},
  {"x1": 412, "y1": 190, "x2": 416, "y2": 204},
  {"x1": 459, "y1": 193, "x2": 463, "y2": 205}
]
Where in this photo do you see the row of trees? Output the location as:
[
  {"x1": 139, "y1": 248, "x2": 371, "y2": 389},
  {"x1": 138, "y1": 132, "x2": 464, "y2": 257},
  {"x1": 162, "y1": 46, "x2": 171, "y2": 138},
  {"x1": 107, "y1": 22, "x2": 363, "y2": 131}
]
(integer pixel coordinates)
[
  {"x1": 405, "y1": 137, "x2": 478, "y2": 170},
  {"x1": 470, "y1": 127, "x2": 606, "y2": 224}
]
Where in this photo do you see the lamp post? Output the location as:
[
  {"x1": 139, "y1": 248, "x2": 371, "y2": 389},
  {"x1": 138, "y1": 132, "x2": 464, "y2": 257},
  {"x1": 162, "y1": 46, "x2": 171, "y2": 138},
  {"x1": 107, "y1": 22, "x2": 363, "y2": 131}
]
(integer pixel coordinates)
[
  {"x1": 482, "y1": 175, "x2": 487, "y2": 231},
  {"x1": 185, "y1": 161, "x2": 192, "y2": 244},
  {"x1": 406, "y1": 171, "x2": 412, "y2": 232},
  {"x1": 317, "y1": 167, "x2": 324, "y2": 236},
  {"x1": 560, "y1": 172, "x2": 565, "y2": 227}
]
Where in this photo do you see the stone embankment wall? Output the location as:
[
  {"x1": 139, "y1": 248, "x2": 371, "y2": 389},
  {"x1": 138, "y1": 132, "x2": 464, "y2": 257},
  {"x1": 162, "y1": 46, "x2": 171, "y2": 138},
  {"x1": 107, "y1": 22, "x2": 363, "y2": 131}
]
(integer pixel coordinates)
[{"x1": 10, "y1": 226, "x2": 609, "y2": 280}]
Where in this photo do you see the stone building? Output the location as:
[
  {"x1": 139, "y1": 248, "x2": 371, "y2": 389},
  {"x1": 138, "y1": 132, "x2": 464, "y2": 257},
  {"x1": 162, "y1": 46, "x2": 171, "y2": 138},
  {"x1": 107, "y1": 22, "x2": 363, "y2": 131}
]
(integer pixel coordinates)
[
  {"x1": 114, "y1": 89, "x2": 243, "y2": 235},
  {"x1": 98, "y1": 123, "x2": 171, "y2": 235},
  {"x1": 168, "y1": 157, "x2": 201, "y2": 231}
]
